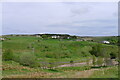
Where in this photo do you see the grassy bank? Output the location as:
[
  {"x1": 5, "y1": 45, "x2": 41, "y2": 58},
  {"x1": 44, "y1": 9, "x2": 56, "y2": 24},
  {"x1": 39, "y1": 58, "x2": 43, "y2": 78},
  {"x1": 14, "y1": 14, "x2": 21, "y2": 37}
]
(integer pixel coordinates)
[
  {"x1": 2, "y1": 36, "x2": 118, "y2": 78},
  {"x1": 90, "y1": 66, "x2": 118, "y2": 78}
]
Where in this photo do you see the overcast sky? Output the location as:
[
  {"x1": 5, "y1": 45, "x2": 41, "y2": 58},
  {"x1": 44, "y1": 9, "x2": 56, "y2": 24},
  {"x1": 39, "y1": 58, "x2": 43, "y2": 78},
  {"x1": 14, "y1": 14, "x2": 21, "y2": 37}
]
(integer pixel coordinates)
[{"x1": 2, "y1": 2, "x2": 118, "y2": 36}]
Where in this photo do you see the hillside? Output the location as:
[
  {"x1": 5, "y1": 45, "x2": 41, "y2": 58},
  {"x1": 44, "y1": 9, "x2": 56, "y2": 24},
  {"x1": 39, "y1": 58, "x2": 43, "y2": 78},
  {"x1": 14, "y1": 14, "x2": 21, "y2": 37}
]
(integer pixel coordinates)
[{"x1": 1, "y1": 35, "x2": 119, "y2": 78}]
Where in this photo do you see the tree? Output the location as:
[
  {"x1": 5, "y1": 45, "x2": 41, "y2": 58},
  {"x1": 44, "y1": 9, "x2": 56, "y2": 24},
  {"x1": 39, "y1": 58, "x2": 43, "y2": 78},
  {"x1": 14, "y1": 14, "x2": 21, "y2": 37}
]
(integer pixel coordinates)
[
  {"x1": 90, "y1": 44, "x2": 104, "y2": 57},
  {"x1": 92, "y1": 55, "x2": 96, "y2": 66},
  {"x1": 41, "y1": 35, "x2": 48, "y2": 39},
  {"x1": 90, "y1": 45, "x2": 108, "y2": 67}
]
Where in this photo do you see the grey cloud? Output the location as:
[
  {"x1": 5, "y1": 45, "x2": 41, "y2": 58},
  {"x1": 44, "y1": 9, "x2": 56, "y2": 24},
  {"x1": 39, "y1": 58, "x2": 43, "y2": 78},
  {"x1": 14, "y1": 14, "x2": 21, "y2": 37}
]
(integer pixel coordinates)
[
  {"x1": 2, "y1": 2, "x2": 117, "y2": 36},
  {"x1": 113, "y1": 12, "x2": 118, "y2": 17},
  {"x1": 70, "y1": 7, "x2": 90, "y2": 17},
  {"x1": 74, "y1": 19, "x2": 117, "y2": 24}
]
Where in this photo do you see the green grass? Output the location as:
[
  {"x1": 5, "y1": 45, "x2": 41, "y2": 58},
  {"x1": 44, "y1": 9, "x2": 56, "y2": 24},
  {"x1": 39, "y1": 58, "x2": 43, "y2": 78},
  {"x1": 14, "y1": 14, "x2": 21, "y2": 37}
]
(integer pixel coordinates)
[
  {"x1": 2, "y1": 36, "x2": 119, "y2": 78},
  {"x1": 90, "y1": 66, "x2": 118, "y2": 78},
  {"x1": 56, "y1": 66, "x2": 91, "y2": 71},
  {"x1": 42, "y1": 69, "x2": 62, "y2": 73},
  {"x1": 3, "y1": 36, "x2": 118, "y2": 63},
  {"x1": 2, "y1": 61, "x2": 40, "y2": 76},
  {"x1": 2, "y1": 36, "x2": 118, "y2": 66},
  {"x1": 2, "y1": 36, "x2": 93, "y2": 60},
  {"x1": 2, "y1": 36, "x2": 117, "y2": 58},
  {"x1": 2, "y1": 60, "x2": 118, "y2": 78},
  {"x1": 3, "y1": 61, "x2": 91, "y2": 78}
]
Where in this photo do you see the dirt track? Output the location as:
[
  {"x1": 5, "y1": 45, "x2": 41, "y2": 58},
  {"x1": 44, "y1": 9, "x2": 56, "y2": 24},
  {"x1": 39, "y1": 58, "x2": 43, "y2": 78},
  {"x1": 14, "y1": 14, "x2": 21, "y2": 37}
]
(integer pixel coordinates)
[{"x1": 55, "y1": 60, "x2": 92, "y2": 68}]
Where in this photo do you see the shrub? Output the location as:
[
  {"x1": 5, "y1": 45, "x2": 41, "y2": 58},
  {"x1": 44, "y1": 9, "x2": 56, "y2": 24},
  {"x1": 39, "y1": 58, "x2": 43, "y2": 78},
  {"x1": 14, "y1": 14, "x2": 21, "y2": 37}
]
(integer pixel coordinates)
[
  {"x1": 70, "y1": 60, "x2": 74, "y2": 64},
  {"x1": 92, "y1": 55, "x2": 96, "y2": 66},
  {"x1": 90, "y1": 44, "x2": 103, "y2": 57},
  {"x1": 110, "y1": 52, "x2": 117, "y2": 59},
  {"x1": 96, "y1": 57, "x2": 104, "y2": 66},
  {"x1": 19, "y1": 52, "x2": 37, "y2": 67},
  {"x1": 2, "y1": 49, "x2": 14, "y2": 61}
]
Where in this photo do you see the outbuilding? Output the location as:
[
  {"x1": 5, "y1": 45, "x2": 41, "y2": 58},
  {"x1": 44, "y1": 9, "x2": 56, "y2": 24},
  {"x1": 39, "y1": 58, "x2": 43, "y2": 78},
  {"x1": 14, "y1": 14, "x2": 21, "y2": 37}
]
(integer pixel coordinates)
[{"x1": 102, "y1": 41, "x2": 110, "y2": 44}]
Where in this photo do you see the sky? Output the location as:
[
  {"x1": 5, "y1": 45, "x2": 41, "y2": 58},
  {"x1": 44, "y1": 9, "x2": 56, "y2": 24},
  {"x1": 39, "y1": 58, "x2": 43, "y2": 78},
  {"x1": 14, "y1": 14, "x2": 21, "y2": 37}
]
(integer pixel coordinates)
[{"x1": 2, "y1": 2, "x2": 118, "y2": 36}]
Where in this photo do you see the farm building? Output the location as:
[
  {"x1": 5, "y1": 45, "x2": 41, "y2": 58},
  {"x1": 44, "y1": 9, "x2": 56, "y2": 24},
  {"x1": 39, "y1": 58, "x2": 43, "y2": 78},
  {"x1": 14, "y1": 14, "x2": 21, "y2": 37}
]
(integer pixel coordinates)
[
  {"x1": 36, "y1": 35, "x2": 42, "y2": 38},
  {"x1": 0, "y1": 38, "x2": 5, "y2": 41},
  {"x1": 51, "y1": 35, "x2": 60, "y2": 39},
  {"x1": 102, "y1": 41, "x2": 110, "y2": 44},
  {"x1": 34, "y1": 34, "x2": 77, "y2": 39}
]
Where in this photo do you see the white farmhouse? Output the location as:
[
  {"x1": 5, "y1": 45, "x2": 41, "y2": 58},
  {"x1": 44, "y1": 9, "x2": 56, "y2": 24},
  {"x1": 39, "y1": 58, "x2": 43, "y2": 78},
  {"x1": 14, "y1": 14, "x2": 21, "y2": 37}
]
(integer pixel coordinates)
[
  {"x1": 0, "y1": 38, "x2": 5, "y2": 41},
  {"x1": 36, "y1": 35, "x2": 41, "y2": 38},
  {"x1": 67, "y1": 37, "x2": 70, "y2": 39},
  {"x1": 102, "y1": 41, "x2": 110, "y2": 44},
  {"x1": 51, "y1": 35, "x2": 60, "y2": 39}
]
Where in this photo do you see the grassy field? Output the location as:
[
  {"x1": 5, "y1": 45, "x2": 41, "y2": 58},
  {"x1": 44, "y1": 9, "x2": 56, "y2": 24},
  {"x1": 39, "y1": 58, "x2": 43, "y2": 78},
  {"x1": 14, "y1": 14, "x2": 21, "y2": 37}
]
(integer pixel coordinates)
[
  {"x1": 2, "y1": 36, "x2": 95, "y2": 63},
  {"x1": 1, "y1": 36, "x2": 119, "y2": 78},
  {"x1": 90, "y1": 66, "x2": 118, "y2": 78},
  {"x1": 3, "y1": 61, "x2": 118, "y2": 78},
  {"x1": 2, "y1": 61, "x2": 53, "y2": 78}
]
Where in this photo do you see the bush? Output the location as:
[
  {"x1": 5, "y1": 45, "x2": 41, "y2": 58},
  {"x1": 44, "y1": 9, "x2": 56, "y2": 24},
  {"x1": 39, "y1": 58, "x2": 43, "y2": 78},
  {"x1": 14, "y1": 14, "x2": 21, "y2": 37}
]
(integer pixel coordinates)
[
  {"x1": 92, "y1": 55, "x2": 96, "y2": 66},
  {"x1": 19, "y1": 52, "x2": 37, "y2": 67},
  {"x1": 2, "y1": 49, "x2": 14, "y2": 61},
  {"x1": 70, "y1": 60, "x2": 74, "y2": 64},
  {"x1": 96, "y1": 57, "x2": 104, "y2": 66},
  {"x1": 110, "y1": 52, "x2": 117, "y2": 59},
  {"x1": 90, "y1": 44, "x2": 103, "y2": 57}
]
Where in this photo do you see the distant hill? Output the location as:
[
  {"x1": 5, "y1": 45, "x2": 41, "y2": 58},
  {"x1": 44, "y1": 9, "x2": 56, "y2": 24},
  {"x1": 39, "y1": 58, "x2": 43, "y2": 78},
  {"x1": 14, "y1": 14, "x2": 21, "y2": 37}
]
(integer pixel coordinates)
[{"x1": 2, "y1": 34, "x2": 118, "y2": 45}]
